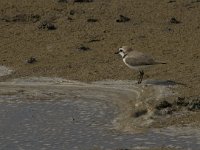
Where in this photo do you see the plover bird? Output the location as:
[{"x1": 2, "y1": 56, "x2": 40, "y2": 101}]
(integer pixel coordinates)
[{"x1": 115, "y1": 46, "x2": 166, "y2": 84}]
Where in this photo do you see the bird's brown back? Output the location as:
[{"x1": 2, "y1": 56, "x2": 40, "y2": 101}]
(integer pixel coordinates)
[{"x1": 125, "y1": 51, "x2": 156, "y2": 66}]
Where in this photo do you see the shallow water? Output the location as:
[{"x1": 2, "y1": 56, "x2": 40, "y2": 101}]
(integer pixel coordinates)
[{"x1": 0, "y1": 78, "x2": 199, "y2": 150}]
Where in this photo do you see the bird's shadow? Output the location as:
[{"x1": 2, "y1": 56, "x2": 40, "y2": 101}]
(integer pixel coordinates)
[{"x1": 144, "y1": 80, "x2": 186, "y2": 86}]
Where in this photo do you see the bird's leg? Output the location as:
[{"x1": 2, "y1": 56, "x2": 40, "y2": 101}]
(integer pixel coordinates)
[
  {"x1": 140, "y1": 70, "x2": 144, "y2": 83},
  {"x1": 137, "y1": 70, "x2": 144, "y2": 84},
  {"x1": 137, "y1": 72, "x2": 141, "y2": 84}
]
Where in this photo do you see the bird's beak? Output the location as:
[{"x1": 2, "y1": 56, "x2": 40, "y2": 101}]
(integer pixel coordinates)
[{"x1": 115, "y1": 51, "x2": 119, "y2": 54}]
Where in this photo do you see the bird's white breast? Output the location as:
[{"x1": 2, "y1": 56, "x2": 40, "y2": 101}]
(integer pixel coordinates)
[{"x1": 123, "y1": 57, "x2": 149, "y2": 71}]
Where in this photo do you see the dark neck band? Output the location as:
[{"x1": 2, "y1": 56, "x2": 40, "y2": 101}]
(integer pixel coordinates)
[{"x1": 123, "y1": 54, "x2": 127, "y2": 58}]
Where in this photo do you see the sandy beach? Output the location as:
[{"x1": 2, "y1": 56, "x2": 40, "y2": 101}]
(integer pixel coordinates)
[{"x1": 0, "y1": 0, "x2": 199, "y2": 95}]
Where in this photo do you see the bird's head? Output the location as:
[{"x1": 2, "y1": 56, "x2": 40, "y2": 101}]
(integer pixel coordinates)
[{"x1": 115, "y1": 46, "x2": 133, "y2": 58}]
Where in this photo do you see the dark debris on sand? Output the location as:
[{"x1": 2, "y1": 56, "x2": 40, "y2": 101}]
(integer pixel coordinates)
[
  {"x1": 175, "y1": 96, "x2": 200, "y2": 111},
  {"x1": 168, "y1": 0, "x2": 176, "y2": 3},
  {"x1": 156, "y1": 100, "x2": 172, "y2": 110},
  {"x1": 191, "y1": 0, "x2": 200, "y2": 3},
  {"x1": 170, "y1": 17, "x2": 181, "y2": 24},
  {"x1": 155, "y1": 100, "x2": 173, "y2": 116},
  {"x1": 1, "y1": 14, "x2": 41, "y2": 23},
  {"x1": 116, "y1": 15, "x2": 130, "y2": 23},
  {"x1": 154, "y1": 96, "x2": 200, "y2": 116},
  {"x1": 58, "y1": 0, "x2": 93, "y2": 2},
  {"x1": 74, "y1": 0, "x2": 93, "y2": 2},
  {"x1": 38, "y1": 21, "x2": 57, "y2": 30},
  {"x1": 69, "y1": 10, "x2": 75, "y2": 15},
  {"x1": 87, "y1": 18, "x2": 98, "y2": 22},
  {"x1": 58, "y1": 0, "x2": 68, "y2": 2},
  {"x1": 133, "y1": 109, "x2": 147, "y2": 118},
  {"x1": 26, "y1": 57, "x2": 37, "y2": 64},
  {"x1": 76, "y1": 45, "x2": 90, "y2": 51}
]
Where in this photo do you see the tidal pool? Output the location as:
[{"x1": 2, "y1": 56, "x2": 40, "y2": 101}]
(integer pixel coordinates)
[{"x1": 0, "y1": 77, "x2": 199, "y2": 150}]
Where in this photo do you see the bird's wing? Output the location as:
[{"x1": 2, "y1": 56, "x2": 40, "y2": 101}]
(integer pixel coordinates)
[{"x1": 125, "y1": 51, "x2": 156, "y2": 66}]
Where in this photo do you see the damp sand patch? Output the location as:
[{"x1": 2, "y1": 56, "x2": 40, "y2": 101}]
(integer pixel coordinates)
[{"x1": 0, "y1": 66, "x2": 12, "y2": 77}]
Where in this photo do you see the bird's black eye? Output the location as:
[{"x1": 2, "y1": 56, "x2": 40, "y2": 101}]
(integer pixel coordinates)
[{"x1": 119, "y1": 49, "x2": 123, "y2": 52}]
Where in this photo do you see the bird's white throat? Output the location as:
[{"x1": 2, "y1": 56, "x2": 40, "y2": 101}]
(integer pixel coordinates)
[{"x1": 119, "y1": 52, "x2": 127, "y2": 58}]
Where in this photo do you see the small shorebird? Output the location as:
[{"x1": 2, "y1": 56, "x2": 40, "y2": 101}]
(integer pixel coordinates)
[{"x1": 115, "y1": 46, "x2": 166, "y2": 84}]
